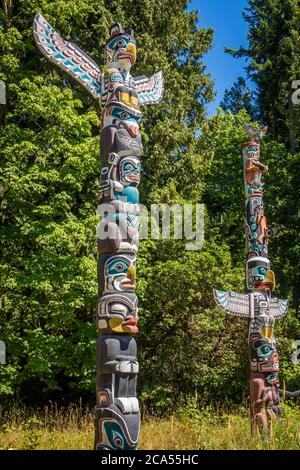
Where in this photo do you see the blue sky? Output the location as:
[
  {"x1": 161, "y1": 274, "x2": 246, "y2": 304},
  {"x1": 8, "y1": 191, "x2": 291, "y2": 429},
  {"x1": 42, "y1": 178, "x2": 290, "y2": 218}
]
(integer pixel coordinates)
[{"x1": 189, "y1": 0, "x2": 250, "y2": 116}]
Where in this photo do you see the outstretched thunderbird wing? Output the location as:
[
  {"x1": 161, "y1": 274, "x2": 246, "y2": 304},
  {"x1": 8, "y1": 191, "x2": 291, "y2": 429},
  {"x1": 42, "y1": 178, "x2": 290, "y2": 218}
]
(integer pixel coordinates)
[
  {"x1": 134, "y1": 71, "x2": 164, "y2": 106},
  {"x1": 213, "y1": 290, "x2": 251, "y2": 318},
  {"x1": 33, "y1": 13, "x2": 101, "y2": 99},
  {"x1": 269, "y1": 298, "x2": 289, "y2": 318}
]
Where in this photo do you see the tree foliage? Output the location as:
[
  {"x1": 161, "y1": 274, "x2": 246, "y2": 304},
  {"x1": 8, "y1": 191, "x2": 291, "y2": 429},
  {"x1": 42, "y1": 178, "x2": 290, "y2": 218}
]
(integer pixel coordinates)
[
  {"x1": 226, "y1": 0, "x2": 300, "y2": 151},
  {"x1": 220, "y1": 77, "x2": 257, "y2": 120}
]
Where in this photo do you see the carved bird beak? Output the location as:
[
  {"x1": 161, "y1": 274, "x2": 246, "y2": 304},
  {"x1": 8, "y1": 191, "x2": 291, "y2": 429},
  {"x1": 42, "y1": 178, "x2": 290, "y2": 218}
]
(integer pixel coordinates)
[
  {"x1": 126, "y1": 43, "x2": 136, "y2": 64},
  {"x1": 264, "y1": 270, "x2": 276, "y2": 292},
  {"x1": 120, "y1": 264, "x2": 136, "y2": 289},
  {"x1": 127, "y1": 264, "x2": 136, "y2": 281}
]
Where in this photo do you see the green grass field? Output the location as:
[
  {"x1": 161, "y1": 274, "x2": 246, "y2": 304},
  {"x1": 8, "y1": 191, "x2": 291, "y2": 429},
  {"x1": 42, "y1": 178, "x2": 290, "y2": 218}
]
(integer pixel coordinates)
[{"x1": 0, "y1": 404, "x2": 299, "y2": 450}]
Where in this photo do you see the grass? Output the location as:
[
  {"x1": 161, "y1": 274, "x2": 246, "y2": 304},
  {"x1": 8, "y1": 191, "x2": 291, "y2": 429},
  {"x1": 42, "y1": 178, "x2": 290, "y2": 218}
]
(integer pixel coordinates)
[{"x1": 0, "y1": 403, "x2": 300, "y2": 450}]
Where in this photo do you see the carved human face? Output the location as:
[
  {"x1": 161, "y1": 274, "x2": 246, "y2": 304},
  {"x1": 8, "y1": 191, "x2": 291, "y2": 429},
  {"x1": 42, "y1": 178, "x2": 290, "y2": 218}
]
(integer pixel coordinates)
[
  {"x1": 246, "y1": 143, "x2": 260, "y2": 159},
  {"x1": 97, "y1": 293, "x2": 138, "y2": 334},
  {"x1": 119, "y1": 157, "x2": 141, "y2": 186},
  {"x1": 266, "y1": 372, "x2": 280, "y2": 387},
  {"x1": 247, "y1": 179, "x2": 264, "y2": 197},
  {"x1": 246, "y1": 257, "x2": 275, "y2": 291},
  {"x1": 250, "y1": 333, "x2": 279, "y2": 373}
]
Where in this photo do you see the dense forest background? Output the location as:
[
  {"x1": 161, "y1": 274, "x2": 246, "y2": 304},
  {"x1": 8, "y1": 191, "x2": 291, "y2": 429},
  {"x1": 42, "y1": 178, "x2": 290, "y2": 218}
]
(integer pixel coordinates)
[{"x1": 0, "y1": 0, "x2": 299, "y2": 413}]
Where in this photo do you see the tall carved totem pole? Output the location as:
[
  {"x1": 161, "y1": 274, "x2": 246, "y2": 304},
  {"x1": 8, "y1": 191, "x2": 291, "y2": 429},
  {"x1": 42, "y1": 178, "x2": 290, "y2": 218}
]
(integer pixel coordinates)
[
  {"x1": 33, "y1": 13, "x2": 163, "y2": 449},
  {"x1": 213, "y1": 125, "x2": 289, "y2": 431}
]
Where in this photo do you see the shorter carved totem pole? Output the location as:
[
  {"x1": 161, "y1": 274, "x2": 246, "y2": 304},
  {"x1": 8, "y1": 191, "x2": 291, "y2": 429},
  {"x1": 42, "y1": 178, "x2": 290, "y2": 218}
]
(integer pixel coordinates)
[
  {"x1": 33, "y1": 14, "x2": 163, "y2": 450},
  {"x1": 213, "y1": 125, "x2": 289, "y2": 431}
]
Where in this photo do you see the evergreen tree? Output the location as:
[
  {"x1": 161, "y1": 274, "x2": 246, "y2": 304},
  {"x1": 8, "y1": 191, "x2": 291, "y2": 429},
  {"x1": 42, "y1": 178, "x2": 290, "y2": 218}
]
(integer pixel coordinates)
[
  {"x1": 220, "y1": 77, "x2": 257, "y2": 120},
  {"x1": 226, "y1": 0, "x2": 300, "y2": 151}
]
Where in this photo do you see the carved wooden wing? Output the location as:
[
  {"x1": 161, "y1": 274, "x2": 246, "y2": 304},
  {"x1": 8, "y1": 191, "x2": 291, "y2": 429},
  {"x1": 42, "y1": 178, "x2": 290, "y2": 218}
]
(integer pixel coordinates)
[
  {"x1": 134, "y1": 71, "x2": 164, "y2": 106},
  {"x1": 269, "y1": 298, "x2": 289, "y2": 318},
  {"x1": 213, "y1": 289, "x2": 251, "y2": 318},
  {"x1": 33, "y1": 13, "x2": 101, "y2": 99}
]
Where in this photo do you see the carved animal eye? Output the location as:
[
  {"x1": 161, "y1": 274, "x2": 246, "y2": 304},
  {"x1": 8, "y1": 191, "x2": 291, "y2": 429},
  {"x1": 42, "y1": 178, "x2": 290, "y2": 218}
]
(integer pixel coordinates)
[
  {"x1": 257, "y1": 267, "x2": 267, "y2": 276},
  {"x1": 120, "y1": 112, "x2": 129, "y2": 119},
  {"x1": 107, "y1": 259, "x2": 128, "y2": 275},
  {"x1": 116, "y1": 39, "x2": 126, "y2": 48},
  {"x1": 115, "y1": 263, "x2": 125, "y2": 271},
  {"x1": 112, "y1": 431, "x2": 124, "y2": 448},
  {"x1": 257, "y1": 345, "x2": 273, "y2": 356},
  {"x1": 114, "y1": 437, "x2": 122, "y2": 447},
  {"x1": 124, "y1": 163, "x2": 134, "y2": 172}
]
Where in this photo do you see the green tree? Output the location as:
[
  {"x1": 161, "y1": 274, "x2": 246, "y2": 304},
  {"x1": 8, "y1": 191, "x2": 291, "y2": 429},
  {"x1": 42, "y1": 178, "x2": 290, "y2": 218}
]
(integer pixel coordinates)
[
  {"x1": 220, "y1": 77, "x2": 257, "y2": 120},
  {"x1": 226, "y1": 0, "x2": 300, "y2": 151}
]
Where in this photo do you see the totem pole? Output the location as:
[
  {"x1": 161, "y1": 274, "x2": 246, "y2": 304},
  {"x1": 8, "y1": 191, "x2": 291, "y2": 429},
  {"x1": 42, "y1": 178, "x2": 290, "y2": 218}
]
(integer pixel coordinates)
[
  {"x1": 213, "y1": 124, "x2": 289, "y2": 432},
  {"x1": 33, "y1": 14, "x2": 163, "y2": 449}
]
